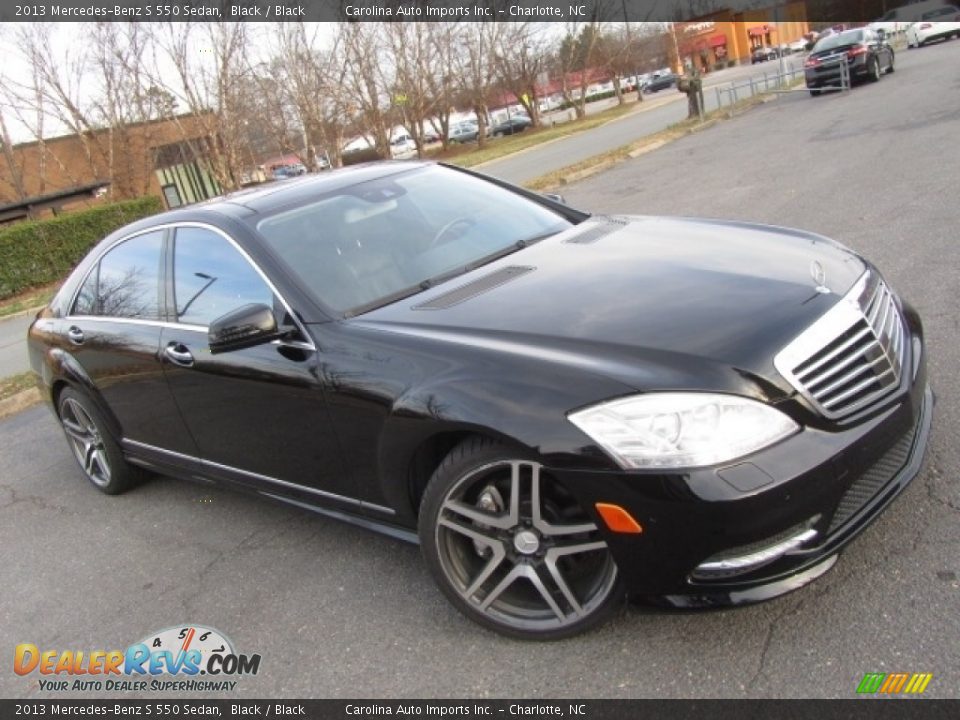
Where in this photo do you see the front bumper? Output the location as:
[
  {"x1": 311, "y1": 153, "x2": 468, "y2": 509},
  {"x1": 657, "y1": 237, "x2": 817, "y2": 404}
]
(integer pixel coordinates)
[{"x1": 550, "y1": 311, "x2": 931, "y2": 607}]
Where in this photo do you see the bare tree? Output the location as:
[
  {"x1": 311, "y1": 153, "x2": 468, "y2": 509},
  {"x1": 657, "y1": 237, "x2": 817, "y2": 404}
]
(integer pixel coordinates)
[
  {"x1": 494, "y1": 24, "x2": 550, "y2": 127},
  {"x1": 554, "y1": 21, "x2": 606, "y2": 120},
  {"x1": 340, "y1": 24, "x2": 391, "y2": 158},
  {"x1": 384, "y1": 23, "x2": 438, "y2": 157},
  {"x1": 455, "y1": 23, "x2": 503, "y2": 150},
  {"x1": 266, "y1": 22, "x2": 352, "y2": 170},
  {"x1": 152, "y1": 21, "x2": 255, "y2": 191},
  {"x1": 12, "y1": 24, "x2": 107, "y2": 191},
  {"x1": 421, "y1": 23, "x2": 462, "y2": 153}
]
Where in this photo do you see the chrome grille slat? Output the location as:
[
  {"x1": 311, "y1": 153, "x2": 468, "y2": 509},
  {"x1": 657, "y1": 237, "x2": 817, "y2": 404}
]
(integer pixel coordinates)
[
  {"x1": 795, "y1": 325, "x2": 873, "y2": 380},
  {"x1": 811, "y1": 354, "x2": 888, "y2": 398},
  {"x1": 774, "y1": 272, "x2": 905, "y2": 419},
  {"x1": 822, "y1": 368, "x2": 894, "y2": 409},
  {"x1": 799, "y1": 334, "x2": 875, "y2": 388},
  {"x1": 873, "y1": 292, "x2": 891, "y2": 338}
]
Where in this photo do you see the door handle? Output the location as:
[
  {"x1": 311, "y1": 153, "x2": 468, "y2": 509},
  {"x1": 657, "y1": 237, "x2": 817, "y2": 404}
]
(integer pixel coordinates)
[
  {"x1": 67, "y1": 326, "x2": 84, "y2": 345},
  {"x1": 164, "y1": 342, "x2": 195, "y2": 367}
]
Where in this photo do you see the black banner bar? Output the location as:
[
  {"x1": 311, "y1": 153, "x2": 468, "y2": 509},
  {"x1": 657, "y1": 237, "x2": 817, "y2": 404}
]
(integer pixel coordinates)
[
  {"x1": 1, "y1": 700, "x2": 958, "y2": 720},
  {"x1": 0, "y1": 0, "x2": 906, "y2": 24}
]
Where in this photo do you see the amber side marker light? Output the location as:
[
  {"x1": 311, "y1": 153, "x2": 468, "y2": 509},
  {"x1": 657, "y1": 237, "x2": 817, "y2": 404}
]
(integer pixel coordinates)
[{"x1": 595, "y1": 503, "x2": 643, "y2": 534}]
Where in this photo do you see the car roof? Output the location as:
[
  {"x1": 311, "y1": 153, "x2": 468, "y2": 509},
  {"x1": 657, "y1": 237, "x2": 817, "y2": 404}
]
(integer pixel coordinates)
[{"x1": 180, "y1": 161, "x2": 431, "y2": 221}]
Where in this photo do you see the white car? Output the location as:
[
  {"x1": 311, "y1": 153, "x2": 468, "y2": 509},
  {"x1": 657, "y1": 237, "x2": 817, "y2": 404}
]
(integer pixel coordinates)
[
  {"x1": 905, "y1": 5, "x2": 960, "y2": 46},
  {"x1": 389, "y1": 134, "x2": 417, "y2": 159},
  {"x1": 872, "y1": 0, "x2": 957, "y2": 34}
]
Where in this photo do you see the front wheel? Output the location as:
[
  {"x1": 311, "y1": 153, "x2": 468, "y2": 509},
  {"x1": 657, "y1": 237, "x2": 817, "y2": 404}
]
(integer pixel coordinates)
[
  {"x1": 869, "y1": 57, "x2": 881, "y2": 81},
  {"x1": 58, "y1": 388, "x2": 143, "y2": 494},
  {"x1": 418, "y1": 438, "x2": 623, "y2": 640}
]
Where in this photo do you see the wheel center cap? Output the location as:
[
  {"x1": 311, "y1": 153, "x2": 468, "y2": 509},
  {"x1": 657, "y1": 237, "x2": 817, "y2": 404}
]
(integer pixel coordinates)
[{"x1": 513, "y1": 530, "x2": 540, "y2": 555}]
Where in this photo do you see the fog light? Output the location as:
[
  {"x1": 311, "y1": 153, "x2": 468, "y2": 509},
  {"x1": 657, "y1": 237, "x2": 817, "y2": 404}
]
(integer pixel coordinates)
[{"x1": 692, "y1": 528, "x2": 818, "y2": 580}]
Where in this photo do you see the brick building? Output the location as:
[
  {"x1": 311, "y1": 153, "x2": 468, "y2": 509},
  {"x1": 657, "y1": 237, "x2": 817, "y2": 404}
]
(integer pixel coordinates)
[{"x1": 0, "y1": 113, "x2": 223, "y2": 219}]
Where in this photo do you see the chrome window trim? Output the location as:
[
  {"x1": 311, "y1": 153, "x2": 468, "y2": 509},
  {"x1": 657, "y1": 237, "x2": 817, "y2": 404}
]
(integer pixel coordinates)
[
  {"x1": 65, "y1": 221, "x2": 316, "y2": 351},
  {"x1": 64, "y1": 316, "x2": 208, "y2": 333},
  {"x1": 123, "y1": 438, "x2": 395, "y2": 516}
]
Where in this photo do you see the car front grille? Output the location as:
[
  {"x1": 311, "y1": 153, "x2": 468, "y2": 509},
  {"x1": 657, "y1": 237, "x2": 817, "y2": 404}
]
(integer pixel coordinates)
[
  {"x1": 827, "y1": 419, "x2": 917, "y2": 534},
  {"x1": 775, "y1": 272, "x2": 904, "y2": 419}
]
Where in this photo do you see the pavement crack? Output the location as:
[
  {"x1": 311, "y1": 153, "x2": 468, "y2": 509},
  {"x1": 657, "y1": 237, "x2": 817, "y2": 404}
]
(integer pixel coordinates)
[{"x1": 0, "y1": 483, "x2": 74, "y2": 514}]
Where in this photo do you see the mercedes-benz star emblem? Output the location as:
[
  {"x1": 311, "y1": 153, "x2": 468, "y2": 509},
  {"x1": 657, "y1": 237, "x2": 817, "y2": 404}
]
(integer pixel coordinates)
[{"x1": 810, "y1": 260, "x2": 831, "y2": 294}]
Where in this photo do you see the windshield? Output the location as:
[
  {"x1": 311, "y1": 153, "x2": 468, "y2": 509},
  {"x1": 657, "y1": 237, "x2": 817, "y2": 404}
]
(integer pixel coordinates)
[
  {"x1": 256, "y1": 165, "x2": 572, "y2": 314},
  {"x1": 813, "y1": 30, "x2": 864, "y2": 52}
]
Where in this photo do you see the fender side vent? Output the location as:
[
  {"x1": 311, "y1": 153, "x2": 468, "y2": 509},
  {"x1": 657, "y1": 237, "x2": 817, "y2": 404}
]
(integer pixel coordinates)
[
  {"x1": 563, "y1": 217, "x2": 628, "y2": 244},
  {"x1": 413, "y1": 266, "x2": 535, "y2": 310}
]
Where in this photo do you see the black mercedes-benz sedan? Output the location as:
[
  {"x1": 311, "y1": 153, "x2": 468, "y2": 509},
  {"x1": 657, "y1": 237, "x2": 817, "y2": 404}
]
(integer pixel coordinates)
[
  {"x1": 804, "y1": 27, "x2": 895, "y2": 95},
  {"x1": 27, "y1": 162, "x2": 931, "y2": 639}
]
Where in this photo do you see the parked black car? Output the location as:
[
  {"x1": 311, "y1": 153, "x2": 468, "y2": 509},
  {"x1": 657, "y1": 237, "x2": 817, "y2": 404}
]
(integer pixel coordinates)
[
  {"x1": 805, "y1": 27, "x2": 895, "y2": 95},
  {"x1": 642, "y1": 72, "x2": 679, "y2": 93},
  {"x1": 28, "y1": 162, "x2": 931, "y2": 639},
  {"x1": 491, "y1": 116, "x2": 532, "y2": 137}
]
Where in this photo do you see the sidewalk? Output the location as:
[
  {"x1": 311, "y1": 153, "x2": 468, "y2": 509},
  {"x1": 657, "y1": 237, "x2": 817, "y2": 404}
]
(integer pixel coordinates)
[{"x1": 0, "y1": 311, "x2": 36, "y2": 377}]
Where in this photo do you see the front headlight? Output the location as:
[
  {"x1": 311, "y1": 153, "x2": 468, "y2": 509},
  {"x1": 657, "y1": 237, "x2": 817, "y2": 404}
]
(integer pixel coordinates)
[{"x1": 568, "y1": 393, "x2": 799, "y2": 470}]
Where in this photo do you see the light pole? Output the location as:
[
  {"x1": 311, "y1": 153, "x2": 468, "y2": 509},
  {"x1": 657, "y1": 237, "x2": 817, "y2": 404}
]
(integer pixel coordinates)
[{"x1": 775, "y1": 2, "x2": 786, "y2": 83}]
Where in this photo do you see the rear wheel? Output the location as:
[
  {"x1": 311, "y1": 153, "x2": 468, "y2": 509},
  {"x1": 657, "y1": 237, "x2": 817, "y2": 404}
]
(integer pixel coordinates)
[
  {"x1": 809, "y1": 88, "x2": 821, "y2": 96},
  {"x1": 418, "y1": 438, "x2": 623, "y2": 639},
  {"x1": 58, "y1": 388, "x2": 142, "y2": 494}
]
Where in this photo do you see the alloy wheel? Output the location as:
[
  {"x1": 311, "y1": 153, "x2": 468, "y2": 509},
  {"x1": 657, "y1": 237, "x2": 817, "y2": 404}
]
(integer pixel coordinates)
[
  {"x1": 432, "y1": 459, "x2": 618, "y2": 635},
  {"x1": 60, "y1": 396, "x2": 111, "y2": 487}
]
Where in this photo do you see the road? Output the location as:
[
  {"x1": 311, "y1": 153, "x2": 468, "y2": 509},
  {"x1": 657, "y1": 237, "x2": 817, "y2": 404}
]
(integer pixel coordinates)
[
  {"x1": 1, "y1": 40, "x2": 958, "y2": 700},
  {"x1": 482, "y1": 55, "x2": 806, "y2": 185}
]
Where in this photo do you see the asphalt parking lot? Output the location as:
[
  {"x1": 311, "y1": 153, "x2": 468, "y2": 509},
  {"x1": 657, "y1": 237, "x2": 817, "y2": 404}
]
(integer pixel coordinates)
[{"x1": 2, "y1": 40, "x2": 958, "y2": 699}]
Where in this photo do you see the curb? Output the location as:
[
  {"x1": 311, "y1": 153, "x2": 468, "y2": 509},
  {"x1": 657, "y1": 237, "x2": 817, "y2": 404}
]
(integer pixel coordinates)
[
  {"x1": 0, "y1": 387, "x2": 42, "y2": 421},
  {"x1": 472, "y1": 92, "x2": 684, "y2": 171},
  {"x1": 533, "y1": 98, "x2": 772, "y2": 191},
  {"x1": 0, "y1": 304, "x2": 45, "y2": 323}
]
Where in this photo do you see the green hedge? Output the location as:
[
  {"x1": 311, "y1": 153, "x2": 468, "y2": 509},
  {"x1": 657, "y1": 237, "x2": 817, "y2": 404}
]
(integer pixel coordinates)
[{"x1": 0, "y1": 196, "x2": 163, "y2": 300}]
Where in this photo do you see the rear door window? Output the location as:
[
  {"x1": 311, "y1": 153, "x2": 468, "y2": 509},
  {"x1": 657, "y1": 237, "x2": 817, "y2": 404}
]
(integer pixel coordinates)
[{"x1": 74, "y1": 231, "x2": 165, "y2": 319}]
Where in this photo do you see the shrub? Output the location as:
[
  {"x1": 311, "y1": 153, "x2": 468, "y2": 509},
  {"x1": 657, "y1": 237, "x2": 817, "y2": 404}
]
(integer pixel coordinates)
[
  {"x1": 0, "y1": 196, "x2": 163, "y2": 300},
  {"x1": 341, "y1": 147, "x2": 386, "y2": 166}
]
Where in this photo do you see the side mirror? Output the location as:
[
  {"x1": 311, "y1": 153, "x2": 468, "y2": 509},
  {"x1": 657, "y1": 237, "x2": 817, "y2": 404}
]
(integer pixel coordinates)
[
  {"x1": 208, "y1": 303, "x2": 280, "y2": 354},
  {"x1": 543, "y1": 192, "x2": 567, "y2": 205}
]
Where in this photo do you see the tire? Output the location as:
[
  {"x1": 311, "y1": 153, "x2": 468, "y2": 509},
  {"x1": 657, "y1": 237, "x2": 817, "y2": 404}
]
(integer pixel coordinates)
[
  {"x1": 887, "y1": 57, "x2": 895, "y2": 73},
  {"x1": 809, "y1": 88, "x2": 821, "y2": 96},
  {"x1": 57, "y1": 388, "x2": 142, "y2": 495},
  {"x1": 870, "y1": 57, "x2": 881, "y2": 82},
  {"x1": 418, "y1": 437, "x2": 623, "y2": 640}
]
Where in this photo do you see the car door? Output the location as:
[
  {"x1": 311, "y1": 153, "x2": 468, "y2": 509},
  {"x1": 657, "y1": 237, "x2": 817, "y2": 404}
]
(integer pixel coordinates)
[
  {"x1": 62, "y1": 228, "x2": 200, "y2": 457},
  {"x1": 158, "y1": 224, "x2": 358, "y2": 505}
]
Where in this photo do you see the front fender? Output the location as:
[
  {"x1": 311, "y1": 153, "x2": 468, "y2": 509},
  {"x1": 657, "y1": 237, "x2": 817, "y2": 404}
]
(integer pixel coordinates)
[{"x1": 374, "y1": 370, "x2": 633, "y2": 523}]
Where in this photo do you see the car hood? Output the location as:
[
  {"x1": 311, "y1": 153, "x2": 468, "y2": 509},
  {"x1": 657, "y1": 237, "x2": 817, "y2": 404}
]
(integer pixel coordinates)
[{"x1": 353, "y1": 216, "x2": 867, "y2": 398}]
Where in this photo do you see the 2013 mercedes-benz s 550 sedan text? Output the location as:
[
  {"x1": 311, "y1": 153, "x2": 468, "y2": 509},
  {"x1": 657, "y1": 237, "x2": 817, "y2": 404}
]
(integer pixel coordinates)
[{"x1": 28, "y1": 162, "x2": 931, "y2": 639}]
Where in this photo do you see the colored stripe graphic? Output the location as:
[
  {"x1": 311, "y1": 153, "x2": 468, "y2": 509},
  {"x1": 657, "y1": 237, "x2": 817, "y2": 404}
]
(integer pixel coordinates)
[{"x1": 857, "y1": 672, "x2": 932, "y2": 694}]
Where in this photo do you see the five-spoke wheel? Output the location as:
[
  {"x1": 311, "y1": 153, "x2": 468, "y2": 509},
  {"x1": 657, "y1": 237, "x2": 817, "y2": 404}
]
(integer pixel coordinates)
[
  {"x1": 419, "y1": 439, "x2": 622, "y2": 639},
  {"x1": 58, "y1": 388, "x2": 139, "y2": 494}
]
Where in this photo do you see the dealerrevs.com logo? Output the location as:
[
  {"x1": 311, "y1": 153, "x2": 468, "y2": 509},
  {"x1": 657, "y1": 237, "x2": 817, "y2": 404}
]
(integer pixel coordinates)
[{"x1": 14, "y1": 625, "x2": 261, "y2": 692}]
